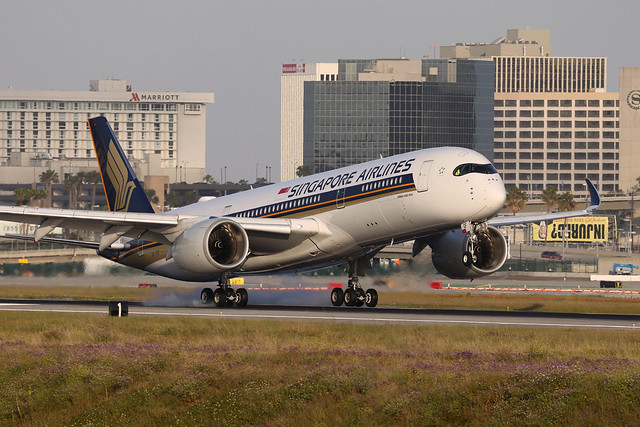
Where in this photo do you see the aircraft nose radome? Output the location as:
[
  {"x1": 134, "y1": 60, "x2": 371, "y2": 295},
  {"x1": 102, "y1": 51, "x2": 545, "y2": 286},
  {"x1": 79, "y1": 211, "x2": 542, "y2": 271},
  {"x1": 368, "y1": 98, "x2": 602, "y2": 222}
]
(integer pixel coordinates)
[{"x1": 493, "y1": 182, "x2": 507, "y2": 211}]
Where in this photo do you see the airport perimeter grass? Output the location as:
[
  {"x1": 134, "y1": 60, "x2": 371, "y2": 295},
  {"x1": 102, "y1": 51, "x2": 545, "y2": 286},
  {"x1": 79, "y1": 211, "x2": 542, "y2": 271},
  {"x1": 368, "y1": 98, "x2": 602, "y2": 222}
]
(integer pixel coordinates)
[{"x1": 2, "y1": 312, "x2": 640, "y2": 425}]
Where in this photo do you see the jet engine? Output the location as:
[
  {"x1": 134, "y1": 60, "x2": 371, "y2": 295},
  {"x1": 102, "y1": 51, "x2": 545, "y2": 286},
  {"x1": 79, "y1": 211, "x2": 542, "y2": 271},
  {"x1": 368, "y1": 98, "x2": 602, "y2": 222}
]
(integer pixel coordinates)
[
  {"x1": 429, "y1": 225, "x2": 508, "y2": 279},
  {"x1": 172, "y1": 218, "x2": 250, "y2": 275}
]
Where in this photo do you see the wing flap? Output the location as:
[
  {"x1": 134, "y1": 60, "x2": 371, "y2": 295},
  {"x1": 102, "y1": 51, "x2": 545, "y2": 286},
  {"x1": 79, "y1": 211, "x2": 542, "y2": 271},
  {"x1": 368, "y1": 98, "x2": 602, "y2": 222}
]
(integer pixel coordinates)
[{"x1": 0, "y1": 233, "x2": 101, "y2": 249}]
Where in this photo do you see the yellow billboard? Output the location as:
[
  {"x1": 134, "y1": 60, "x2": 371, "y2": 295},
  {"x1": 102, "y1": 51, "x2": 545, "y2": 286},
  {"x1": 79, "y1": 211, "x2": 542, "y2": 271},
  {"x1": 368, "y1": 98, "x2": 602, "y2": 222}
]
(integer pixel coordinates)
[{"x1": 532, "y1": 216, "x2": 608, "y2": 242}]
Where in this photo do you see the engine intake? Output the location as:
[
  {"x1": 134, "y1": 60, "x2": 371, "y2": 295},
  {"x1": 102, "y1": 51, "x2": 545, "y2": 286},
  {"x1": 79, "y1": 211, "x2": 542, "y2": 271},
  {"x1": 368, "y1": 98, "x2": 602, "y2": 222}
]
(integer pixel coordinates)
[
  {"x1": 172, "y1": 218, "x2": 249, "y2": 274},
  {"x1": 429, "y1": 225, "x2": 508, "y2": 279}
]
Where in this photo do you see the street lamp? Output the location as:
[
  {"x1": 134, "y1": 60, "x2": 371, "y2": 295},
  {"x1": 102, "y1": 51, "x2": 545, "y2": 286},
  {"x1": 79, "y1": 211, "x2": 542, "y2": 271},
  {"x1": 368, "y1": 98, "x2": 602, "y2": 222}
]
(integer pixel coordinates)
[{"x1": 180, "y1": 161, "x2": 189, "y2": 182}]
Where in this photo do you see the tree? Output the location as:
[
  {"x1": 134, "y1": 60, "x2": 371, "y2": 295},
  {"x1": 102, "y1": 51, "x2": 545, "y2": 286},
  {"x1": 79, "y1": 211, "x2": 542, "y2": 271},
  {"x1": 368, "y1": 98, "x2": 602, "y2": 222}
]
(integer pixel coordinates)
[
  {"x1": 164, "y1": 190, "x2": 198, "y2": 208},
  {"x1": 237, "y1": 179, "x2": 248, "y2": 185},
  {"x1": 39, "y1": 169, "x2": 59, "y2": 208},
  {"x1": 202, "y1": 174, "x2": 218, "y2": 185},
  {"x1": 30, "y1": 189, "x2": 47, "y2": 207},
  {"x1": 505, "y1": 187, "x2": 528, "y2": 215},
  {"x1": 296, "y1": 165, "x2": 312, "y2": 178},
  {"x1": 505, "y1": 186, "x2": 528, "y2": 244},
  {"x1": 75, "y1": 171, "x2": 86, "y2": 209},
  {"x1": 13, "y1": 188, "x2": 31, "y2": 206},
  {"x1": 541, "y1": 186, "x2": 558, "y2": 213},
  {"x1": 557, "y1": 192, "x2": 576, "y2": 212},
  {"x1": 145, "y1": 188, "x2": 160, "y2": 208},
  {"x1": 83, "y1": 170, "x2": 102, "y2": 210},
  {"x1": 64, "y1": 173, "x2": 84, "y2": 209},
  {"x1": 255, "y1": 177, "x2": 267, "y2": 184},
  {"x1": 13, "y1": 188, "x2": 46, "y2": 207}
]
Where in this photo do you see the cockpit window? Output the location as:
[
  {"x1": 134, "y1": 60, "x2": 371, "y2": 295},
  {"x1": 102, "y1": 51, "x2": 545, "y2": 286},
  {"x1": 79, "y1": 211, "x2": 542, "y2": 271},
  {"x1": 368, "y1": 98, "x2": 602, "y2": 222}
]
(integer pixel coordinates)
[{"x1": 453, "y1": 163, "x2": 498, "y2": 176}]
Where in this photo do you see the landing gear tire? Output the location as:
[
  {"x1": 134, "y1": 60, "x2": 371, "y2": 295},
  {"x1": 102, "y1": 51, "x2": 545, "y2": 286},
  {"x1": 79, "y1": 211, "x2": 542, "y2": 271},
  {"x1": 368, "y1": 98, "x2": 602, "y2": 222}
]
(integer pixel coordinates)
[
  {"x1": 213, "y1": 288, "x2": 226, "y2": 307},
  {"x1": 225, "y1": 288, "x2": 236, "y2": 307},
  {"x1": 344, "y1": 288, "x2": 357, "y2": 307},
  {"x1": 201, "y1": 288, "x2": 214, "y2": 305},
  {"x1": 354, "y1": 288, "x2": 365, "y2": 307},
  {"x1": 462, "y1": 251, "x2": 473, "y2": 267},
  {"x1": 235, "y1": 288, "x2": 249, "y2": 307},
  {"x1": 365, "y1": 288, "x2": 378, "y2": 307},
  {"x1": 331, "y1": 288, "x2": 344, "y2": 306}
]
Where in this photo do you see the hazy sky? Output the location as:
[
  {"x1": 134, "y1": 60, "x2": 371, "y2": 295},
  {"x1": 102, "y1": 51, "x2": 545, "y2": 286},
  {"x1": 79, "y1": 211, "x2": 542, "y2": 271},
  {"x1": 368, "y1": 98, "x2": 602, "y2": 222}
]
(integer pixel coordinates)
[{"x1": 2, "y1": 0, "x2": 637, "y2": 183}]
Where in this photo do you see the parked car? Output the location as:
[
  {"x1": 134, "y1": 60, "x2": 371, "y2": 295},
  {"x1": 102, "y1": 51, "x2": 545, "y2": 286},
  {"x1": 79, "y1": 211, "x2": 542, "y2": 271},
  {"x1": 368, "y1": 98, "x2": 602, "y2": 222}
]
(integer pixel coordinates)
[{"x1": 541, "y1": 250, "x2": 562, "y2": 260}]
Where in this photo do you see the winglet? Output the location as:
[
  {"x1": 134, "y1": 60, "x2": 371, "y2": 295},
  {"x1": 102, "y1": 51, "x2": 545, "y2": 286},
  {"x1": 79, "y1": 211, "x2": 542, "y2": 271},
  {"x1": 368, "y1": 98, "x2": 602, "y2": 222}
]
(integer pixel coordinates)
[
  {"x1": 88, "y1": 117, "x2": 155, "y2": 213},
  {"x1": 585, "y1": 178, "x2": 600, "y2": 211}
]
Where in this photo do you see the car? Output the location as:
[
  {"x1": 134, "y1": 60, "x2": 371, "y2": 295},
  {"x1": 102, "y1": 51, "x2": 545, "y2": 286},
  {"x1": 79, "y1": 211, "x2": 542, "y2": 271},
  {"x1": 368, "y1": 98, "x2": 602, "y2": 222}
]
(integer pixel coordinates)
[{"x1": 541, "y1": 250, "x2": 562, "y2": 260}]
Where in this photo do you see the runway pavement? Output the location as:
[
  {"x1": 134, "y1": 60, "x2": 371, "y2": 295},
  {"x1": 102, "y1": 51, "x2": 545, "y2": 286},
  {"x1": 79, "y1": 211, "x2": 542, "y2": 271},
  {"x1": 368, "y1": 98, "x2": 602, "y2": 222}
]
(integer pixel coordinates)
[{"x1": 1, "y1": 299, "x2": 640, "y2": 330}]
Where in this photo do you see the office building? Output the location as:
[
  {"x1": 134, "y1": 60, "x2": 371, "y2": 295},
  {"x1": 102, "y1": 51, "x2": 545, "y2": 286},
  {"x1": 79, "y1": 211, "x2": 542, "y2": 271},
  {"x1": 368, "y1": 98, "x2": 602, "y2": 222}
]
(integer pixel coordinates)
[
  {"x1": 619, "y1": 67, "x2": 640, "y2": 192},
  {"x1": 441, "y1": 29, "x2": 616, "y2": 197},
  {"x1": 281, "y1": 63, "x2": 338, "y2": 181},
  {"x1": 283, "y1": 58, "x2": 494, "y2": 175}
]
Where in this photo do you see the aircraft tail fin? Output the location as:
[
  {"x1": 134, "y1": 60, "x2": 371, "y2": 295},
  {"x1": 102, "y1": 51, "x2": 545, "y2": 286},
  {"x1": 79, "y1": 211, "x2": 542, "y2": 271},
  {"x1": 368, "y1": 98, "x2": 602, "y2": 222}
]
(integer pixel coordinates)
[{"x1": 88, "y1": 116, "x2": 155, "y2": 213}]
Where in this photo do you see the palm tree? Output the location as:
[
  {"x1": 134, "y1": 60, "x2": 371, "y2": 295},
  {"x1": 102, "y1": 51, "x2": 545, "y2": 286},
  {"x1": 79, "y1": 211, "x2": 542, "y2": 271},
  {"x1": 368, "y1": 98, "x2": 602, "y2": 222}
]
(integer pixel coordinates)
[
  {"x1": 75, "y1": 171, "x2": 86, "y2": 209},
  {"x1": 557, "y1": 191, "x2": 576, "y2": 253},
  {"x1": 541, "y1": 186, "x2": 558, "y2": 213},
  {"x1": 505, "y1": 186, "x2": 528, "y2": 244},
  {"x1": 505, "y1": 187, "x2": 528, "y2": 215},
  {"x1": 39, "y1": 169, "x2": 59, "y2": 208},
  {"x1": 202, "y1": 174, "x2": 218, "y2": 185},
  {"x1": 145, "y1": 189, "x2": 160, "y2": 212},
  {"x1": 83, "y1": 170, "x2": 102, "y2": 210},
  {"x1": 13, "y1": 188, "x2": 30, "y2": 206},
  {"x1": 64, "y1": 173, "x2": 84, "y2": 209},
  {"x1": 557, "y1": 192, "x2": 576, "y2": 212},
  {"x1": 296, "y1": 165, "x2": 312, "y2": 177}
]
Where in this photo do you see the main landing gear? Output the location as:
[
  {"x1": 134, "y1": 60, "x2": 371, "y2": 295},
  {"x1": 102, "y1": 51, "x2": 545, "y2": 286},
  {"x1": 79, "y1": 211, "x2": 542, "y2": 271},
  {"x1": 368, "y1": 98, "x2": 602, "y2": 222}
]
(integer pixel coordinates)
[
  {"x1": 330, "y1": 258, "x2": 378, "y2": 308},
  {"x1": 201, "y1": 275, "x2": 248, "y2": 308}
]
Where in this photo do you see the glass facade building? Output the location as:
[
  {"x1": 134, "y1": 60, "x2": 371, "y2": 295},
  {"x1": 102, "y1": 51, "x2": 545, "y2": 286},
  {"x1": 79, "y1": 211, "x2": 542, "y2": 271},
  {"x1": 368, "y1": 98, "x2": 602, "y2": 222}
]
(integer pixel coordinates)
[{"x1": 303, "y1": 59, "x2": 494, "y2": 173}]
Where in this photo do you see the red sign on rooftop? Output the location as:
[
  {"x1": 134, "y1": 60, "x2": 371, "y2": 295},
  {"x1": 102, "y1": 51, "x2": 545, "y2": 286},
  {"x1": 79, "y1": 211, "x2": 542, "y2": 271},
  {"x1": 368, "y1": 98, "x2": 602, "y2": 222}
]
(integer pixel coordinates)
[{"x1": 282, "y1": 63, "x2": 306, "y2": 74}]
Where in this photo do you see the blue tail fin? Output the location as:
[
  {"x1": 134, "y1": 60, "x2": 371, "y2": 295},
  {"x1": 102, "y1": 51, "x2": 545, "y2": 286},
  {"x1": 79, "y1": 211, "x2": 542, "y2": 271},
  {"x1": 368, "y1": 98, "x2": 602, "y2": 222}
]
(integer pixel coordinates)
[{"x1": 88, "y1": 116, "x2": 155, "y2": 213}]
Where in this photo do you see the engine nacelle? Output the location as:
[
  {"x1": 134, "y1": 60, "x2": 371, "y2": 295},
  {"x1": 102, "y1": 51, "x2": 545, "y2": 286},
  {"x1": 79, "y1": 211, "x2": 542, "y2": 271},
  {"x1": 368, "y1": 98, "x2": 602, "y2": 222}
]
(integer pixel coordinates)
[
  {"x1": 429, "y1": 225, "x2": 508, "y2": 279},
  {"x1": 171, "y1": 218, "x2": 249, "y2": 275}
]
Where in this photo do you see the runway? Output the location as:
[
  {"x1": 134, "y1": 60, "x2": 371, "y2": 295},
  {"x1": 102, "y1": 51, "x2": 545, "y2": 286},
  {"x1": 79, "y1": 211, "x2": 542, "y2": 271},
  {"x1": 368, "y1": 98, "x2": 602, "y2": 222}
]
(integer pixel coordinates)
[{"x1": 1, "y1": 299, "x2": 640, "y2": 330}]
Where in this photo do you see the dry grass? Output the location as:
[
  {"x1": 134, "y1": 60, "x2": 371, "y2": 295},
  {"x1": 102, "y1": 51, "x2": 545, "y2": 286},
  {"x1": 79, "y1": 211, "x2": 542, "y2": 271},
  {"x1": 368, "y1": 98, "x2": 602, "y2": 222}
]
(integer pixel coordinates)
[{"x1": 1, "y1": 312, "x2": 640, "y2": 425}]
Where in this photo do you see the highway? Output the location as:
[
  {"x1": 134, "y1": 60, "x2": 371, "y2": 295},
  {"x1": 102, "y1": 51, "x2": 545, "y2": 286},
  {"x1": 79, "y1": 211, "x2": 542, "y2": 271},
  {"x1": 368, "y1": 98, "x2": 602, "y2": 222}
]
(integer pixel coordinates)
[{"x1": 1, "y1": 299, "x2": 640, "y2": 330}]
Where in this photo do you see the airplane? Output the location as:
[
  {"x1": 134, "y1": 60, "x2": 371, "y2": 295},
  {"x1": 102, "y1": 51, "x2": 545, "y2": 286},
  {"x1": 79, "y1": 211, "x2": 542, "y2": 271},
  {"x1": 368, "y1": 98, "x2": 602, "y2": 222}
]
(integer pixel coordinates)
[{"x1": 0, "y1": 117, "x2": 600, "y2": 308}]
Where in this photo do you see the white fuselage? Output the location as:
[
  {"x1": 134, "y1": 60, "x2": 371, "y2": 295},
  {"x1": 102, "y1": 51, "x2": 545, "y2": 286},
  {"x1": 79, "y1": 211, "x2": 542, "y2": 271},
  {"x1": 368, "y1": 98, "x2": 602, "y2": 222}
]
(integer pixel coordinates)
[{"x1": 109, "y1": 147, "x2": 506, "y2": 280}]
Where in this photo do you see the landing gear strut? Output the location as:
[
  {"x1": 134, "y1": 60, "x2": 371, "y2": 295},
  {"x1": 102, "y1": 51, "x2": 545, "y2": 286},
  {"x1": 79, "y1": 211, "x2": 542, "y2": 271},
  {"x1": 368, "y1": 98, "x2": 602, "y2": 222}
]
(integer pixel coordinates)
[
  {"x1": 201, "y1": 274, "x2": 248, "y2": 308},
  {"x1": 330, "y1": 258, "x2": 378, "y2": 308},
  {"x1": 461, "y1": 221, "x2": 487, "y2": 267}
]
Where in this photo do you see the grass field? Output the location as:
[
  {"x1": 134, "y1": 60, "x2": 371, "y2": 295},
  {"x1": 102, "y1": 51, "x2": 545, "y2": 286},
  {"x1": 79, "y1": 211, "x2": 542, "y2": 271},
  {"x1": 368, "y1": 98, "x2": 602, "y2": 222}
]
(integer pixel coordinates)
[
  {"x1": 2, "y1": 285, "x2": 640, "y2": 424},
  {"x1": 1, "y1": 310, "x2": 640, "y2": 425}
]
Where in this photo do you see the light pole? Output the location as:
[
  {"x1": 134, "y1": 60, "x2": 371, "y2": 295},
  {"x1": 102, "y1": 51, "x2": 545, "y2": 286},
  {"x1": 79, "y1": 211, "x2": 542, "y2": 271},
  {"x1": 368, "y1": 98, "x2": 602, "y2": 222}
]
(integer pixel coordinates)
[{"x1": 180, "y1": 161, "x2": 189, "y2": 182}]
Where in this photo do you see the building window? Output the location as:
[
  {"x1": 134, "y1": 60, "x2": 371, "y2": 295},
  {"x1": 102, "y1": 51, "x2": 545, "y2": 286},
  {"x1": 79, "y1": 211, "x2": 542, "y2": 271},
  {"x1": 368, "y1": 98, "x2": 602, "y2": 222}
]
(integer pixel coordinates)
[{"x1": 185, "y1": 104, "x2": 201, "y2": 112}]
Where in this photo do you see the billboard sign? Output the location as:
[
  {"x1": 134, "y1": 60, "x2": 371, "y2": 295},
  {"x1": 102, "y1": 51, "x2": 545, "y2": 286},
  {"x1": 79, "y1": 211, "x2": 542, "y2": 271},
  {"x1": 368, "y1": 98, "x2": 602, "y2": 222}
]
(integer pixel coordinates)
[{"x1": 532, "y1": 216, "x2": 608, "y2": 242}]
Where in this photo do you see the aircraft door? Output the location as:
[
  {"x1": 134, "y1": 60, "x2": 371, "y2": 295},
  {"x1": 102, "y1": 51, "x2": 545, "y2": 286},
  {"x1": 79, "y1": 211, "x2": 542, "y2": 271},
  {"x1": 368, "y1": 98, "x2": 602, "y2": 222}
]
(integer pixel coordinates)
[
  {"x1": 336, "y1": 188, "x2": 346, "y2": 209},
  {"x1": 416, "y1": 160, "x2": 433, "y2": 192}
]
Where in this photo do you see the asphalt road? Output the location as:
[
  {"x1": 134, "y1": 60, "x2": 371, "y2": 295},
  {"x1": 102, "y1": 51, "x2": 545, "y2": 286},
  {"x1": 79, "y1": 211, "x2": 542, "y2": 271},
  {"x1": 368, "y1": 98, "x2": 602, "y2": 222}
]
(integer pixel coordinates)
[{"x1": 1, "y1": 299, "x2": 640, "y2": 330}]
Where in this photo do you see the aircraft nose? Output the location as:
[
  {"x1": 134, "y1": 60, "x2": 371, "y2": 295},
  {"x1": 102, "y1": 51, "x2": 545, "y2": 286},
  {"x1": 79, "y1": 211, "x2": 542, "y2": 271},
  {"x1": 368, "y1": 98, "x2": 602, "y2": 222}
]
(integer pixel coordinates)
[{"x1": 491, "y1": 181, "x2": 507, "y2": 211}]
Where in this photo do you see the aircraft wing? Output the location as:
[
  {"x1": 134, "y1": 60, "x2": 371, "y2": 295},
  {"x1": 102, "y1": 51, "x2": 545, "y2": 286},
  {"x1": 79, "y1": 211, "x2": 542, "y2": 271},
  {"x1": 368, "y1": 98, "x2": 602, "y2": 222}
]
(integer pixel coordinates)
[
  {"x1": 489, "y1": 178, "x2": 601, "y2": 227},
  {"x1": 0, "y1": 233, "x2": 101, "y2": 249},
  {"x1": 0, "y1": 205, "x2": 319, "y2": 252}
]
